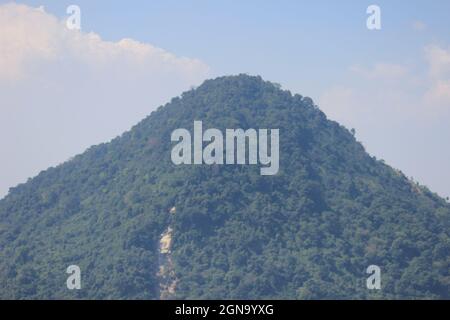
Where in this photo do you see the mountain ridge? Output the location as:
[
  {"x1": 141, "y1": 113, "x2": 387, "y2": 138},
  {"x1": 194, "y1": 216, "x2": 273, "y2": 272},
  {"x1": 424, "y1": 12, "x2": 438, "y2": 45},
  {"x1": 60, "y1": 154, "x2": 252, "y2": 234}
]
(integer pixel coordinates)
[{"x1": 0, "y1": 74, "x2": 449, "y2": 299}]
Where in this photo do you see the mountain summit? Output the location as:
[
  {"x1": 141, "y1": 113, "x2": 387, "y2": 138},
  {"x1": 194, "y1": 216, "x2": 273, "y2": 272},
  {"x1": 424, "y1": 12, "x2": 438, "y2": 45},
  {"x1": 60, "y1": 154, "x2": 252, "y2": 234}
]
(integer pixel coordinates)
[{"x1": 0, "y1": 75, "x2": 449, "y2": 299}]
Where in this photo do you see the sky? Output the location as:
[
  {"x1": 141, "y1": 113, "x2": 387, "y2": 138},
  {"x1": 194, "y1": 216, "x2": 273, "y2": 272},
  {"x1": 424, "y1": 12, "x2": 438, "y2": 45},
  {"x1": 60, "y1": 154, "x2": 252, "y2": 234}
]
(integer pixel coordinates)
[{"x1": 1, "y1": 0, "x2": 450, "y2": 199}]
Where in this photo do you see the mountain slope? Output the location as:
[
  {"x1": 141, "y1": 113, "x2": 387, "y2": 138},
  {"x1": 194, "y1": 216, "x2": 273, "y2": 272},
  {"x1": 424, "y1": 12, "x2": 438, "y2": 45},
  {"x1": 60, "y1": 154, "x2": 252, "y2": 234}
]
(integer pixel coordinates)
[{"x1": 0, "y1": 75, "x2": 449, "y2": 299}]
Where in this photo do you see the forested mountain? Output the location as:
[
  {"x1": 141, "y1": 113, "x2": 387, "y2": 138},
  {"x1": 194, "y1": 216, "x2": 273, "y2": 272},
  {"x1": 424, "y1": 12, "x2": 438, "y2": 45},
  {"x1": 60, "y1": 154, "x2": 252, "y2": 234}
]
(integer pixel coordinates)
[{"x1": 0, "y1": 75, "x2": 449, "y2": 299}]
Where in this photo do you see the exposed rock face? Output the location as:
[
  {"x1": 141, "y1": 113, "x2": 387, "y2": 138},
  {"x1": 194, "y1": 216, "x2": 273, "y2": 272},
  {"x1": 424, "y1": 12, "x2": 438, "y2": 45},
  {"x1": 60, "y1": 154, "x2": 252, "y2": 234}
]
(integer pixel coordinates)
[{"x1": 158, "y1": 227, "x2": 177, "y2": 299}]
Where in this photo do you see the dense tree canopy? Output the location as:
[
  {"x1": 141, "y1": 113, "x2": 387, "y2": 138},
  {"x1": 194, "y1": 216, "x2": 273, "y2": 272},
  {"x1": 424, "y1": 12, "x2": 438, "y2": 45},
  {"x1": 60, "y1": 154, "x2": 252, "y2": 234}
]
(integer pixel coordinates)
[{"x1": 0, "y1": 75, "x2": 448, "y2": 299}]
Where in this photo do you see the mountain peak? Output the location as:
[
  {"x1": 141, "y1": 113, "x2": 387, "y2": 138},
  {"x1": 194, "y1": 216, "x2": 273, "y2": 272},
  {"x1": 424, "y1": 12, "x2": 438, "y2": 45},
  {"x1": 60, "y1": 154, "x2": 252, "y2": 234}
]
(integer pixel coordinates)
[{"x1": 0, "y1": 75, "x2": 448, "y2": 299}]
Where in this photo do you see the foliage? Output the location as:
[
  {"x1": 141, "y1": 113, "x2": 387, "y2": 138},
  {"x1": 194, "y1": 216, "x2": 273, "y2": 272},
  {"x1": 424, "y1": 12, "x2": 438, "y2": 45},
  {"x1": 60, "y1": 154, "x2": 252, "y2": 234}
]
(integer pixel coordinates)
[{"x1": 0, "y1": 75, "x2": 449, "y2": 299}]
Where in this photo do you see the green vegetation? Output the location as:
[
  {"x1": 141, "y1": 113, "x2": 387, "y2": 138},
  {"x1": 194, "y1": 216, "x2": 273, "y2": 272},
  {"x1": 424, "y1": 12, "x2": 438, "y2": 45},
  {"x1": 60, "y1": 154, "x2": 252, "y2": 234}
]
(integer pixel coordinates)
[{"x1": 0, "y1": 75, "x2": 449, "y2": 299}]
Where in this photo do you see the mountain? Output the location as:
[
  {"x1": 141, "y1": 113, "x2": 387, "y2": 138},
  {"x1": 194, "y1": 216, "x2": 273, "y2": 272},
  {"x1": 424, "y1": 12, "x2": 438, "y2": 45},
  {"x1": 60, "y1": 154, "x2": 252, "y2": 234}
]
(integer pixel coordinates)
[{"x1": 0, "y1": 75, "x2": 449, "y2": 299}]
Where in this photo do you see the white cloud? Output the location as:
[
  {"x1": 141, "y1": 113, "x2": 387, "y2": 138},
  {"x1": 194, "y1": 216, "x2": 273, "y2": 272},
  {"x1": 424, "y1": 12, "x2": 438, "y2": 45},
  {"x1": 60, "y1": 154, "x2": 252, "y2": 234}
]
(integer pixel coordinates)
[
  {"x1": 0, "y1": 3, "x2": 211, "y2": 198},
  {"x1": 0, "y1": 3, "x2": 208, "y2": 82},
  {"x1": 320, "y1": 45, "x2": 450, "y2": 124}
]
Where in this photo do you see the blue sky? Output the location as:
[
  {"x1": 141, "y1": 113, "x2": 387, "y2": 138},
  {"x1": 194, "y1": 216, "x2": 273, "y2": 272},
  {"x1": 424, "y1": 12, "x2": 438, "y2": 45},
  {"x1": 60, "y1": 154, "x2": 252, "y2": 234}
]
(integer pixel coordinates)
[
  {"x1": 17, "y1": 0, "x2": 450, "y2": 93},
  {"x1": 1, "y1": 1, "x2": 450, "y2": 198}
]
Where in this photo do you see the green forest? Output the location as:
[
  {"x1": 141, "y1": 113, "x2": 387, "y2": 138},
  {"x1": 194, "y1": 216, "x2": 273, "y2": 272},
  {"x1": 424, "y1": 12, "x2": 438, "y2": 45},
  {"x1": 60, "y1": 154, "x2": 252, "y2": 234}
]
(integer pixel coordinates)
[{"x1": 0, "y1": 75, "x2": 449, "y2": 299}]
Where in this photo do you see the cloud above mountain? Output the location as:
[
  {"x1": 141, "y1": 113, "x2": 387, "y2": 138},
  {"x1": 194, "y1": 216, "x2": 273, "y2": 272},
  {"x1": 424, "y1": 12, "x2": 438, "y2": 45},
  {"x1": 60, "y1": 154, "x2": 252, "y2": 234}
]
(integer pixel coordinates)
[
  {"x1": 0, "y1": 3, "x2": 209, "y2": 82},
  {"x1": 319, "y1": 45, "x2": 450, "y2": 123},
  {"x1": 0, "y1": 3, "x2": 210, "y2": 197}
]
